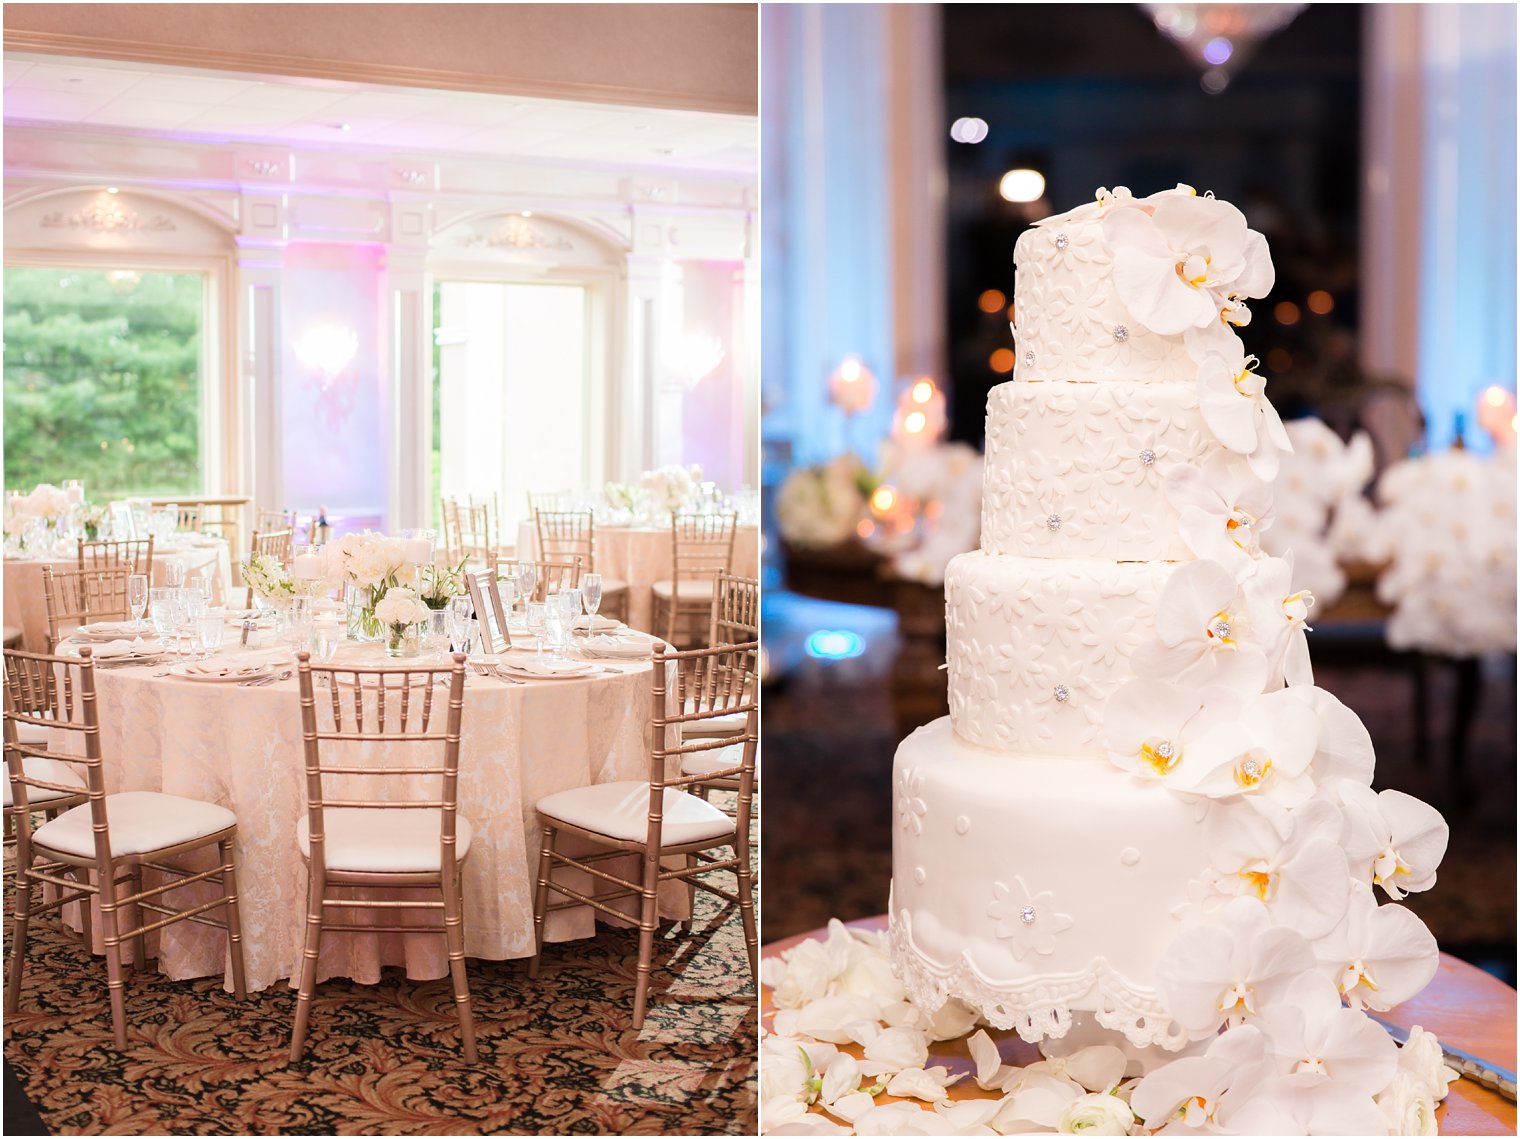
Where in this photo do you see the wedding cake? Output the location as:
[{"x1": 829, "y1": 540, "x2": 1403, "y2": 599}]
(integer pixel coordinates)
[{"x1": 885, "y1": 186, "x2": 1454, "y2": 1129}]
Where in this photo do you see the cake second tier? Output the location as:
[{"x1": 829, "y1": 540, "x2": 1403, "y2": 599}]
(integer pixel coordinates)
[
  {"x1": 890, "y1": 717, "x2": 1199, "y2": 1051},
  {"x1": 946, "y1": 551, "x2": 1172, "y2": 756}
]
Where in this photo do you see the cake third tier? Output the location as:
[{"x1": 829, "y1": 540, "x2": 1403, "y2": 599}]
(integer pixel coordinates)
[
  {"x1": 981, "y1": 379, "x2": 1225, "y2": 562},
  {"x1": 945, "y1": 551, "x2": 1169, "y2": 756}
]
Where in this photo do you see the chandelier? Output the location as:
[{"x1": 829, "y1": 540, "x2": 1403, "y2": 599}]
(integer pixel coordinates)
[{"x1": 1143, "y1": 3, "x2": 1307, "y2": 93}]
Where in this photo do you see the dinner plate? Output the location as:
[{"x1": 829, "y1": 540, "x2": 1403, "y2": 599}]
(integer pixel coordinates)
[
  {"x1": 581, "y1": 636, "x2": 654, "y2": 660},
  {"x1": 72, "y1": 622, "x2": 145, "y2": 641},
  {"x1": 170, "y1": 660, "x2": 272, "y2": 683},
  {"x1": 499, "y1": 659, "x2": 600, "y2": 681}
]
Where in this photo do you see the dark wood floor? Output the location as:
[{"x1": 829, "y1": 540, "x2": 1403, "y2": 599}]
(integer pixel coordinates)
[{"x1": 760, "y1": 603, "x2": 1518, "y2": 984}]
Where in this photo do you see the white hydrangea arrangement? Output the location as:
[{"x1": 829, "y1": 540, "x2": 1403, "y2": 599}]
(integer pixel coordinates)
[
  {"x1": 1372, "y1": 446, "x2": 1518, "y2": 657},
  {"x1": 765, "y1": 186, "x2": 1461, "y2": 1136},
  {"x1": 642, "y1": 463, "x2": 705, "y2": 516},
  {"x1": 775, "y1": 454, "x2": 874, "y2": 549},
  {"x1": 241, "y1": 554, "x2": 297, "y2": 603},
  {"x1": 316, "y1": 530, "x2": 418, "y2": 593}
]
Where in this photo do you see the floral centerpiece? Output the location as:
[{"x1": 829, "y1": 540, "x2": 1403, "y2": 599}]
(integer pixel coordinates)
[
  {"x1": 78, "y1": 502, "x2": 109, "y2": 541},
  {"x1": 317, "y1": 531, "x2": 419, "y2": 641},
  {"x1": 775, "y1": 454, "x2": 875, "y2": 548},
  {"x1": 6, "y1": 484, "x2": 72, "y2": 551},
  {"x1": 374, "y1": 586, "x2": 431, "y2": 657},
  {"x1": 421, "y1": 559, "x2": 467, "y2": 609},
  {"x1": 241, "y1": 554, "x2": 297, "y2": 606},
  {"x1": 605, "y1": 481, "x2": 640, "y2": 520},
  {"x1": 641, "y1": 463, "x2": 704, "y2": 520}
]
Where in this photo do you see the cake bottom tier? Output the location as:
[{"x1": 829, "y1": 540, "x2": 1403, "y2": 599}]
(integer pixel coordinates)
[{"x1": 889, "y1": 717, "x2": 1205, "y2": 1052}]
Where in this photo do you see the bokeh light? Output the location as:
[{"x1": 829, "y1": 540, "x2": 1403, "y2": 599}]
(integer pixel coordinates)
[
  {"x1": 1201, "y1": 69, "x2": 1229, "y2": 94},
  {"x1": 910, "y1": 379, "x2": 936, "y2": 403},
  {"x1": 1202, "y1": 37, "x2": 1233, "y2": 65},
  {"x1": 977, "y1": 288, "x2": 1007, "y2": 313},
  {"x1": 950, "y1": 117, "x2": 989, "y2": 144},
  {"x1": 1267, "y1": 347, "x2": 1293, "y2": 372},
  {"x1": 805, "y1": 630, "x2": 866, "y2": 660},
  {"x1": 1307, "y1": 290, "x2": 1335, "y2": 315},
  {"x1": 870, "y1": 485, "x2": 898, "y2": 514},
  {"x1": 1274, "y1": 301, "x2": 1301, "y2": 326},
  {"x1": 999, "y1": 168, "x2": 1046, "y2": 203},
  {"x1": 990, "y1": 348, "x2": 1016, "y2": 373}
]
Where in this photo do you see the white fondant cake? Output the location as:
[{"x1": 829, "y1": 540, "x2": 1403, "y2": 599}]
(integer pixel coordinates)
[{"x1": 888, "y1": 186, "x2": 1452, "y2": 1127}]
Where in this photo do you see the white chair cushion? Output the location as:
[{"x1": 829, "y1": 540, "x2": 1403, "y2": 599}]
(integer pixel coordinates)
[
  {"x1": 651, "y1": 579, "x2": 718, "y2": 601},
  {"x1": 3, "y1": 756, "x2": 85, "y2": 808},
  {"x1": 537, "y1": 781, "x2": 734, "y2": 846},
  {"x1": 296, "y1": 807, "x2": 473, "y2": 874},
  {"x1": 13, "y1": 721, "x2": 52, "y2": 746},
  {"x1": 33, "y1": 790, "x2": 235, "y2": 858},
  {"x1": 680, "y1": 743, "x2": 755, "y2": 780},
  {"x1": 682, "y1": 710, "x2": 749, "y2": 739}
]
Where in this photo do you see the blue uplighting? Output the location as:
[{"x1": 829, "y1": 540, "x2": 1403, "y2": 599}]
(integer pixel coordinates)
[{"x1": 805, "y1": 629, "x2": 867, "y2": 660}]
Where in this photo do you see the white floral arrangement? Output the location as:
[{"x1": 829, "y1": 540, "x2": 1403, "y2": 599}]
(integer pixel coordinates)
[
  {"x1": 869, "y1": 442, "x2": 983, "y2": 586},
  {"x1": 420, "y1": 559, "x2": 467, "y2": 610},
  {"x1": 762, "y1": 920, "x2": 1458, "y2": 1136},
  {"x1": 316, "y1": 531, "x2": 418, "y2": 592},
  {"x1": 240, "y1": 554, "x2": 297, "y2": 603},
  {"x1": 775, "y1": 454, "x2": 874, "y2": 549},
  {"x1": 605, "y1": 481, "x2": 640, "y2": 515},
  {"x1": 1372, "y1": 445, "x2": 1517, "y2": 657},
  {"x1": 10, "y1": 483, "x2": 71, "y2": 525},
  {"x1": 641, "y1": 463, "x2": 704, "y2": 515},
  {"x1": 373, "y1": 586, "x2": 430, "y2": 631}
]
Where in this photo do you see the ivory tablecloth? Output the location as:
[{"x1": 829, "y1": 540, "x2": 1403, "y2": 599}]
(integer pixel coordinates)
[
  {"x1": 53, "y1": 645, "x2": 678, "y2": 992},
  {"x1": 3, "y1": 539, "x2": 234, "y2": 651},
  {"x1": 515, "y1": 523, "x2": 761, "y2": 634}
]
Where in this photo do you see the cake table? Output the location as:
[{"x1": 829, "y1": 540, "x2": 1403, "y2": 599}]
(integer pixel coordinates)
[{"x1": 763, "y1": 916, "x2": 1517, "y2": 1136}]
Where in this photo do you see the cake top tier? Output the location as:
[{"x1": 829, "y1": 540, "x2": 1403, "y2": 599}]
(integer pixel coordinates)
[{"x1": 1012, "y1": 185, "x2": 1275, "y2": 386}]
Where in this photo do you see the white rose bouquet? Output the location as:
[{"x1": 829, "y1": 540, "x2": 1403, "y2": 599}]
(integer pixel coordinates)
[
  {"x1": 318, "y1": 531, "x2": 422, "y2": 641},
  {"x1": 78, "y1": 502, "x2": 109, "y2": 540},
  {"x1": 374, "y1": 585, "x2": 431, "y2": 656},
  {"x1": 241, "y1": 554, "x2": 296, "y2": 604}
]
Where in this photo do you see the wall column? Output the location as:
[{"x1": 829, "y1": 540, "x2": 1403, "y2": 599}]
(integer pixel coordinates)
[{"x1": 234, "y1": 236, "x2": 284, "y2": 531}]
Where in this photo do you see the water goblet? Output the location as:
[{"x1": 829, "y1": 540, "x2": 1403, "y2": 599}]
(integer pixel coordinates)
[
  {"x1": 543, "y1": 597, "x2": 570, "y2": 662},
  {"x1": 516, "y1": 563, "x2": 537, "y2": 612},
  {"x1": 526, "y1": 601, "x2": 547, "y2": 657},
  {"x1": 165, "y1": 558, "x2": 187, "y2": 590},
  {"x1": 311, "y1": 615, "x2": 343, "y2": 662},
  {"x1": 150, "y1": 595, "x2": 183, "y2": 657},
  {"x1": 128, "y1": 574, "x2": 149, "y2": 644},
  {"x1": 196, "y1": 612, "x2": 224, "y2": 659}
]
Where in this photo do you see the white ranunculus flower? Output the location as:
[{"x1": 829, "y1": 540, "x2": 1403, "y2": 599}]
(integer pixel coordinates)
[
  {"x1": 1056, "y1": 1092, "x2": 1134, "y2": 1135},
  {"x1": 1157, "y1": 897, "x2": 1316, "y2": 1035},
  {"x1": 1254, "y1": 973, "x2": 1398, "y2": 1097},
  {"x1": 1131, "y1": 559, "x2": 1271, "y2": 693},
  {"x1": 1312, "y1": 882, "x2": 1439, "y2": 1012},
  {"x1": 1375, "y1": 1070, "x2": 1440, "y2": 1136},
  {"x1": 1193, "y1": 798, "x2": 1350, "y2": 938},
  {"x1": 1172, "y1": 687, "x2": 1319, "y2": 808},
  {"x1": 776, "y1": 457, "x2": 869, "y2": 548},
  {"x1": 1240, "y1": 554, "x2": 1316, "y2": 689},
  {"x1": 1165, "y1": 456, "x2": 1276, "y2": 579},
  {"x1": 1335, "y1": 782, "x2": 1448, "y2": 900},
  {"x1": 1393, "y1": 1026, "x2": 1460, "y2": 1100},
  {"x1": 1103, "y1": 190, "x2": 1274, "y2": 337}
]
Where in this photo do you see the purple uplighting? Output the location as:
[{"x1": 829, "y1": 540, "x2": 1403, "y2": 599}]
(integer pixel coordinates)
[{"x1": 1202, "y1": 36, "x2": 1233, "y2": 66}]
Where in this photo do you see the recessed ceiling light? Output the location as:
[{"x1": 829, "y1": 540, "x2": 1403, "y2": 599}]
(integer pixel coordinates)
[
  {"x1": 106, "y1": 187, "x2": 119, "y2": 194},
  {"x1": 521, "y1": 210, "x2": 534, "y2": 218}
]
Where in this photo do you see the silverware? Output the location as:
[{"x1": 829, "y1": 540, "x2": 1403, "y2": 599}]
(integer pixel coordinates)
[
  {"x1": 1372, "y1": 1016, "x2": 1518, "y2": 1101},
  {"x1": 489, "y1": 666, "x2": 524, "y2": 685}
]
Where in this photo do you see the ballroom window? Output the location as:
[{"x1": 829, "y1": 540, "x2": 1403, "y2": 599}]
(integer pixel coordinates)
[
  {"x1": 433, "y1": 279, "x2": 589, "y2": 531},
  {"x1": 3, "y1": 266, "x2": 205, "y2": 496}
]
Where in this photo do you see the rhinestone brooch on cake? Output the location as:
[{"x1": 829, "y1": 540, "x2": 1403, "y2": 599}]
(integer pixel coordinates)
[
  {"x1": 1054, "y1": 233, "x2": 1069, "y2": 251},
  {"x1": 1113, "y1": 324, "x2": 1129, "y2": 343},
  {"x1": 1019, "y1": 906, "x2": 1037, "y2": 924},
  {"x1": 1138, "y1": 448, "x2": 1156, "y2": 467},
  {"x1": 1024, "y1": 350, "x2": 1035, "y2": 369},
  {"x1": 1053, "y1": 684, "x2": 1070, "y2": 703},
  {"x1": 1045, "y1": 514, "x2": 1062, "y2": 531}
]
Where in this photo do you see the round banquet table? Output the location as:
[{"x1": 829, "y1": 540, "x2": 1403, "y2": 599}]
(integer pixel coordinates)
[
  {"x1": 763, "y1": 917, "x2": 1517, "y2": 1136},
  {"x1": 3, "y1": 537, "x2": 233, "y2": 652},
  {"x1": 515, "y1": 521, "x2": 761, "y2": 635},
  {"x1": 50, "y1": 638, "x2": 682, "y2": 993}
]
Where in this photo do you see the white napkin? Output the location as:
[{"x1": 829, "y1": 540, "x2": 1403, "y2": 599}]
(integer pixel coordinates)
[
  {"x1": 88, "y1": 640, "x2": 143, "y2": 659},
  {"x1": 506, "y1": 658, "x2": 596, "y2": 677},
  {"x1": 75, "y1": 621, "x2": 139, "y2": 638},
  {"x1": 573, "y1": 614, "x2": 623, "y2": 632},
  {"x1": 583, "y1": 635, "x2": 653, "y2": 659},
  {"x1": 180, "y1": 659, "x2": 266, "y2": 679}
]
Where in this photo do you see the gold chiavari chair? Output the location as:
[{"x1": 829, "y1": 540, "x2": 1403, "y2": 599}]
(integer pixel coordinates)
[
  {"x1": 78, "y1": 537, "x2": 155, "y2": 577},
  {"x1": 3, "y1": 653, "x2": 88, "y2": 893},
  {"x1": 526, "y1": 489, "x2": 570, "y2": 515},
  {"x1": 288, "y1": 650, "x2": 477, "y2": 1062},
  {"x1": 440, "y1": 498, "x2": 463, "y2": 563},
  {"x1": 485, "y1": 554, "x2": 583, "y2": 602},
  {"x1": 534, "y1": 510, "x2": 630, "y2": 623},
  {"x1": 245, "y1": 528, "x2": 295, "y2": 607},
  {"x1": 683, "y1": 572, "x2": 760, "y2": 742},
  {"x1": 256, "y1": 508, "x2": 296, "y2": 534},
  {"x1": 468, "y1": 493, "x2": 502, "y2": 554},
  {"x1": 458, "y1": 502, "x2": 495, "y2": 565},
  {"x1": 42, "y1": 566, "x2": 131, "y2": 652},
  {"x1": 175, "y1": 505, "x2": 203, "y2": 533},
  {"x1": 651, "y1": 512, "x2": 738, "y2": 649},
  {"x1": 529, "y1": 640, "x2": 758, "y2": 1029},
  {"x1": 4, "y1": 645, "x2": 247, "y2": 1050},
  {"x1": 464, "y1": 570, "x2": 511, "y2": 653}
]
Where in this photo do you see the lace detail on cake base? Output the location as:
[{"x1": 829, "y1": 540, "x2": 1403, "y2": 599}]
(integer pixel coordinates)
[{"x1": 888, "y1": 908, "x2": 1190, "y2": 1052}]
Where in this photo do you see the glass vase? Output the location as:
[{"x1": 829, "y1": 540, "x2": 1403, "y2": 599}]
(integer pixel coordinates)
[
  {"x1": 385, "y1": 623, "x2": 420, "y2": 658},
  {"x1": 345, "y1": 584, "x2": 383, "y2": 642}
]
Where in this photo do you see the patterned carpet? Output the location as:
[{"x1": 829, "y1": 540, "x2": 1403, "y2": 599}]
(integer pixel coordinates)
[{"x1": 2, "y1": 803, "x2": 757, "y2": 1136}]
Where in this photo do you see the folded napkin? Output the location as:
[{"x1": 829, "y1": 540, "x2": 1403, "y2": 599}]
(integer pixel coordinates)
[
  {"x1": 75, "y1": 621, "x2": 139, "y2": 638},
  {"x1": 505, "y1": 658, "x2": 596, "y2": 678},
  {"x1": 180, "y1": 659, "x2": 266, "y2": 678},
  {"x1": 583, "y1": 635, "x2": 653, "y2": 659},
  {"x1": 573, "y1": 615, "x2": 623, "y2": 632},
  {"x1": 89, "y1": 640, "x2": 145, "y2": 659}
]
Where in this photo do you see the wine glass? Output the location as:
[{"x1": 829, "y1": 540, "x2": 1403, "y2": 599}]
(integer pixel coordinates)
[
  {"x1": 515, "y1": 563, "x2": 537, "y2": 614},
  {"x1": 165, "y1": 558, "x2": 187, "y2": 590},
  {"x1": 526, "y1": 601, "x2": 547, "y2": 657},
  {"x1": 196, "y1": 612, "x2": 224, "y2": 659},
  {"x1": 582, "y1": 573, "x2": 603, "y2": 623},
  {"x1": 128, "y1": 574, "x2": 149, "y2": 644},
  {"x1": 543, "y1": 596, "x2": 569, "y2": 662}
]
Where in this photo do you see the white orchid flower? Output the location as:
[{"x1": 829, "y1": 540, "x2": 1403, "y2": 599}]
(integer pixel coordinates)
[
  {"x1": 1241, "y1": 554, "x2": 1316, "y2": 688},
  {"x1": 1172, "y1": 687, "x2": 1319, "y2": 807},
  {"x1": 1255, "y1": 973, "x2": 1398, "y2": 1097},
  {"x1": 1296, "y1": 686, "x2": 1377, "y2": 787},
  {"x1": 1335, "y1": 782, "x2": 1449, "y2": 900},
  {"x1": 1132, "y1": 559, "x2": 1272, "y2": 692},
  {"x1": 1224, "y1": 1074, "x2": 1391, "y2": 1135},
  {"x1": 1158, "y1": 897, "x2": 1316, "y2": 1035},
  {"x1": 1190, "y1": 330, "x2": 1293, "y2": 480},
  {"x1": 1165, "y1": 456, "x2": 1276, "y2": 579},
  {"x1": 1312, "y1": 882, "x2": 1439, "y2": 1012},
  {"x1": 1101, "y1": 675, "x2": 1215, "y2": 781},
  {"x1": 1193, "y1": 798, "x2": 1350, "y2": 938},
  {"x1": 1103, "y1": 191, "x2": 1274, "y2": 336},
  {"x1": 1128, "y1": 1023, "x2": 1270, "y2": 1131}
]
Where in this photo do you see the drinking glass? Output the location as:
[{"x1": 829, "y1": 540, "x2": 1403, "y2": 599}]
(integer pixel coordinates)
[
  {"x1": 424, "y1": 609, "x2": 451, "y2": 658},
  {"x1": 543, "y1": 596, "x2": 570, "y2": 661},
  {"x1": 196, "y1": 613, "x2": 224, "y2": 659},
  {"x1": 582, "y1": 573, "x2": 603, "y2": 621},
  {"x1": 165, "y1": 558, "x2": 187, "y2": 589},
  {"x1": 178, "y1": 587, "x2": 207, "y2": 655},
  {"x1": 311, "y1": 617, "x2": 343, "y2": 662},
  {"x1": 128, "y1": 574, "x2": 149, "y2": 644},
  {"x1": 526, "y1": 601, "x2": 547, "y2": 657},
  {"x1": 516, "y1": 563, "x2": 537, "y2": 612},
  {"x1": 150, "y1": 594, "x2": 183, "y2": 656},
  {"x1": 450, "y1": 618, "x2": 480, "y2": 656}
]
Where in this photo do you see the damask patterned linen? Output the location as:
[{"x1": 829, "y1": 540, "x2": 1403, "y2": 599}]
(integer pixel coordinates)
[
  {"x1": 3, "y1": 539, "x2": 233, "y2": 651},
  {"x1": 48, "y1": 654, "x2": 682, "y2": 992}
]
